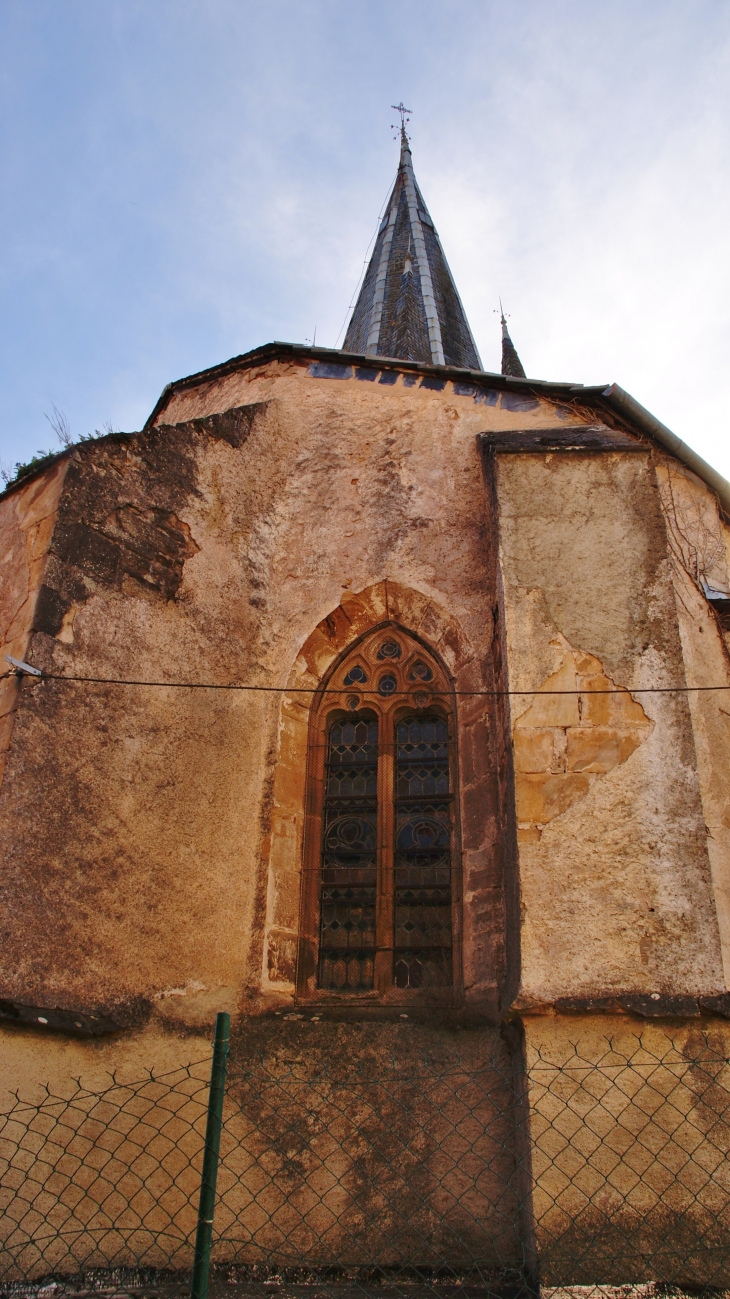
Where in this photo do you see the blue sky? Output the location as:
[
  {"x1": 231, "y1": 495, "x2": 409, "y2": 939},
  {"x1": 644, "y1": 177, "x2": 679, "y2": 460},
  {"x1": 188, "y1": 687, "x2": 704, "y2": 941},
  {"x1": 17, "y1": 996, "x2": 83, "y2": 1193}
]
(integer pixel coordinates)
[{"x1": 1, "y1": 0, "x2": 729, "y2": 476}]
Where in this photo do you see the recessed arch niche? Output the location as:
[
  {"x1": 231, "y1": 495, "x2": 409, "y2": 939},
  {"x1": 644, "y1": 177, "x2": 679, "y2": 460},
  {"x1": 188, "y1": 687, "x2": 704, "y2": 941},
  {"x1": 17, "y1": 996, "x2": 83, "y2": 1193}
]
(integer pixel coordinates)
[{"x1": 257, "y1": 580, "x2": 506, "y2": 1017}]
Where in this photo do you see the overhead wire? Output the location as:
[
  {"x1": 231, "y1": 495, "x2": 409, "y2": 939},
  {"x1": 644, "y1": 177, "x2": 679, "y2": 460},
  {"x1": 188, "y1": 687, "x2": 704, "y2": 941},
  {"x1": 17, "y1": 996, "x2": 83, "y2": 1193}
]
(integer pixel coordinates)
[{"x1": 4, "y1": 669, "x2": 730, "y2": 697}]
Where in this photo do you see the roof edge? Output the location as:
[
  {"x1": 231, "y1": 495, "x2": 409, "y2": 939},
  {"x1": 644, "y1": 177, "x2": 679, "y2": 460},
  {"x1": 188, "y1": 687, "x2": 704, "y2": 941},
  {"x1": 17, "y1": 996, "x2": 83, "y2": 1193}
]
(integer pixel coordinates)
[
  {"x1": 142, "y1": 341, "x2": 597, "y2": 431},
  {"x1": 7, "y1": 348, "x2": 722, "y2": 518},
  {"x1": 602, "y1": 384, "x2": 730, "y2": 517},
  {"x1": 0, "y1": 431, "x2": 135, "y2": 506},
  {"x1": 143, "y1": 344, "x2": 730, "y2": 514}
]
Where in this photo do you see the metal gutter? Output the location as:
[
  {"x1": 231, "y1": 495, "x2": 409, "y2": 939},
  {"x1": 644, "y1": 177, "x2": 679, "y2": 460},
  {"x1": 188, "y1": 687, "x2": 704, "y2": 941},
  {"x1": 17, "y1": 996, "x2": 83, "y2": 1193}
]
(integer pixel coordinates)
[{"x1": 602, "y1": 383, "x2": 730, "y2": 517}]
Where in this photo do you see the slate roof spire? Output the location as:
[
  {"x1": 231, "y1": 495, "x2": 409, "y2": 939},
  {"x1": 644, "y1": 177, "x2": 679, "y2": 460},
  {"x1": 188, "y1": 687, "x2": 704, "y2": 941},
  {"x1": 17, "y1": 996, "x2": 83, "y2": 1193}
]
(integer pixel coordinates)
[
  {"x1": 343, "y1": 126, "x2": 482, "y2": 369},
  {"x1": 500, "y1": 303, "x2": 526, "y2": 378},
  {"x1": 496, "y1": 305, "x2": 524, "y2": 379}
]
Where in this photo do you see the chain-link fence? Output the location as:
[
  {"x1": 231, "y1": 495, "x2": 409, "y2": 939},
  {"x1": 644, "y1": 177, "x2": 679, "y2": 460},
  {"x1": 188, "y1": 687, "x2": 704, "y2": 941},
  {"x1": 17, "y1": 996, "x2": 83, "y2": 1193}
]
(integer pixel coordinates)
[{"x1": 1, "y1": 1031, "x2": 730, "y2": 1298}]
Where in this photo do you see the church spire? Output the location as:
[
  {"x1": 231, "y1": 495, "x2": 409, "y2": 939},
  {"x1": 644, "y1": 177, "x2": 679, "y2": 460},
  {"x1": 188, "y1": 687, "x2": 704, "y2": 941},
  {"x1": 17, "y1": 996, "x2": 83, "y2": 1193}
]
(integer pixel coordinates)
[
  {"x1": 343, "y1": 117, "x2": 482, "y2": 370},
  {"x1": 500, "y1": 303, "x2": 526, "y2": 378}
]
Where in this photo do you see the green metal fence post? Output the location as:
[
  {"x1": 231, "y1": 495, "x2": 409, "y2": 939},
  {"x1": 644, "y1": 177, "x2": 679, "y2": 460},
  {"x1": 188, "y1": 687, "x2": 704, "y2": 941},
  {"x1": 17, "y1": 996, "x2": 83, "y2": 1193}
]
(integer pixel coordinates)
[{"x1": 191, "y1": 1011, "x2": 230, "y2": 1299}]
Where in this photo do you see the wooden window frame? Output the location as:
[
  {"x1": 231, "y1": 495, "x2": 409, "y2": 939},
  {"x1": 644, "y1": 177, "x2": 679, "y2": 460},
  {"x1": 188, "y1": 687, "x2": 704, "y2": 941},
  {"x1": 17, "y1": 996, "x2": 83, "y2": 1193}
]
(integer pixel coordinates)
[{"x1": 296, "y1": 626, "x2": 463, "y2": 1008}]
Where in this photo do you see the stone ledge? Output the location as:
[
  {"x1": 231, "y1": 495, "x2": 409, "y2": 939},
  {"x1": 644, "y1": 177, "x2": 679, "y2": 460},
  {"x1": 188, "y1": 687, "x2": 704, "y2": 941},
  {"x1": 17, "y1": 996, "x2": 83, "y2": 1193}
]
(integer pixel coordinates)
[
  {"x1": 510, "y1": 993, "x2": 730, "y2": 1019},
  {"x1": 0, "y1": 997, "x2": 151, "y2": 1037},
  {"x1": 480, "y1": 426, "x2": 648, "y2": 452}
]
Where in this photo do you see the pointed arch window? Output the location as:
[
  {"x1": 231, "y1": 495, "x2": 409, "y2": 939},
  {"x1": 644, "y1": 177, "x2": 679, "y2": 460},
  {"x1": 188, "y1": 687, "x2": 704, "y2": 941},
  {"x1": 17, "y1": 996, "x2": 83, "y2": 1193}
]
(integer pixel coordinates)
[{"x1": 298, "y1": 629, "x2": 460, "y2": 1005}]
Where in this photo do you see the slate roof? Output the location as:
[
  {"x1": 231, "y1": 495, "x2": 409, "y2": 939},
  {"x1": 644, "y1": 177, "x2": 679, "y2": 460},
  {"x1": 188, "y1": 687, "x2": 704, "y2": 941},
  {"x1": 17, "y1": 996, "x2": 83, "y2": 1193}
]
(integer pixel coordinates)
[
  {"x1": 343, "y1": 131, "x2": 482, "y2": 370},
  {"x1": 501, "y1": 313, "x2": 526, "y2": 378}
]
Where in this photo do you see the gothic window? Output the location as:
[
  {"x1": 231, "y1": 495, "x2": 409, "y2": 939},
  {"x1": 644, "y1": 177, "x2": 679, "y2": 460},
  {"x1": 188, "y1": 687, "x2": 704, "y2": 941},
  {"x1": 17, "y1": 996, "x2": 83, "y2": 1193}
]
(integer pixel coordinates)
[{"x1": 298, "y1": 630, "x2": 460, "y2": 1005}]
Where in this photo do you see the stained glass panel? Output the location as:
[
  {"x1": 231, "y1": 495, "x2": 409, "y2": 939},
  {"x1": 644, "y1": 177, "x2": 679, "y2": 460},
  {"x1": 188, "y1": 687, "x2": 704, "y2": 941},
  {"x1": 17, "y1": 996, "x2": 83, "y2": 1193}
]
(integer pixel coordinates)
[
  {"x1": 408, "y1": 660, "x2": 434, "y2": 682},
  {"x1": 377, "y1": 640, "x2": 401, "y2": 660},
  {"x1": 394, "y1": 715, "x2": 452, "y2": 989},
  {"x1": 343, "y1": 664, "x2": 368, "y2": 686},
  {"x1": 319, "y1": 717, "x2": 378, "y2": 991}
]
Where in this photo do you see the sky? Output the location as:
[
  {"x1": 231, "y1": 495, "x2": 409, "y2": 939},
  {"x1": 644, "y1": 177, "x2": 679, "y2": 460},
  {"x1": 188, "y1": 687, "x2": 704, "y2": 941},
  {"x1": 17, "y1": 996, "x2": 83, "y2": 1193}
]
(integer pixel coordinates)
[{"x1": 1, "y1": 0, "x2": 729, "y2": 478}]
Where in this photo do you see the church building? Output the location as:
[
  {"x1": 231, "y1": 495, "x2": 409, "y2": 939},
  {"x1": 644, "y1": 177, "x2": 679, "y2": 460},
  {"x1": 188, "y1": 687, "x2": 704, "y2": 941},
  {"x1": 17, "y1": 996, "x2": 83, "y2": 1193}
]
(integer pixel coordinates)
[{"x1": 2, "y1": 122, "x2": 730, "y2": 1281}]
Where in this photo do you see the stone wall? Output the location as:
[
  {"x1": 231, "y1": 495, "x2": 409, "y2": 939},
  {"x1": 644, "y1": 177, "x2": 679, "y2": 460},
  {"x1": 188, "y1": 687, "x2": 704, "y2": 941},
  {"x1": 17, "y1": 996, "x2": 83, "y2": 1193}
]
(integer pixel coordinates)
[
  {"x1": 0, "y1": 353, "x2": 728, "y2": 1158},
  {"x1": 492, "y1": 448, "x2": 726, "y2": 1004},
  {"x1": 523, "y1": 1012, "x2": 730, "y2": 1286},
  {"x1": 0, "y1": 360, "x2": 566, "y2": 1030},
  {"x1": 0, "y1": 459, "x2": 68, "y2": 784},
  {"x1": 2, "y1": 355, "x2": 730, "y2": 1286}
]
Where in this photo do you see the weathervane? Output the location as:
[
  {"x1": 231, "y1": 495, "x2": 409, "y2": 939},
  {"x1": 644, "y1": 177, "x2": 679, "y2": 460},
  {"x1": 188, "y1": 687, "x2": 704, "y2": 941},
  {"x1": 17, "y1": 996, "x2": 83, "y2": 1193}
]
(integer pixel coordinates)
[{"x1": 391, "y1": 102, "x2": 412, "y2": 142}]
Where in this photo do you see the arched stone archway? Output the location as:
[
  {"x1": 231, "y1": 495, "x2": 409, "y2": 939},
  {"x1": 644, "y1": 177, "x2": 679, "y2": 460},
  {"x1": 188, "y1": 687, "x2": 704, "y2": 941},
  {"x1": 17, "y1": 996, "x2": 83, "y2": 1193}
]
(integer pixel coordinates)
[
  {"x1": 288, "y1": 580, "x2": 475, "y2": 692},
  {"x1": 259, "y1": 580, "x2": 506, "y2": 1014}
]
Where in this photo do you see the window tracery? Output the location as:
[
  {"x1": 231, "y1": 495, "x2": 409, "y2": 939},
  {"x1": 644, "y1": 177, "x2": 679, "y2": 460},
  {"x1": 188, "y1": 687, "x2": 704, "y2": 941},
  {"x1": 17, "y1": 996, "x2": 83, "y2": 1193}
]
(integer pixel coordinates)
[
  {"x1": 376, "y1": 640, "x2": 402, "y2": 660},
  {"x1": 343, "y1": 665, "x2": 368, "y2": 686},
  {"x1": 298, "y1": 629, "x2": 460, "y2": 1005}
]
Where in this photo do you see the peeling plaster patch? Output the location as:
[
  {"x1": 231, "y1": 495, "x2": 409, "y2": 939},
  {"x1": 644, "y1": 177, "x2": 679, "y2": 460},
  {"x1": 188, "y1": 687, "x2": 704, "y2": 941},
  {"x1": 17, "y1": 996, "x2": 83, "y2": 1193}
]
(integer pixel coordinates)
[
  {"x1": 513, "y1": 635, "x2": 653, "y2": 838},
  {"x1": 152, "y1": 981, "x2": 238, "y2": 1027},
  {"x1": 56, "y1": 604, "x2": 79, "y2": 645},
  {"x1": 154, "y1": 981, "x2": 207, "y2": 1000}
]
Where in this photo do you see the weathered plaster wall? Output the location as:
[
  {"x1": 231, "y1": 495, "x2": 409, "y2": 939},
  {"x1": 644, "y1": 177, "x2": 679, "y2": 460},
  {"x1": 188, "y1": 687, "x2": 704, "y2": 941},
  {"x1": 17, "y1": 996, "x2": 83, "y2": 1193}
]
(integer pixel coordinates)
[
  {"x1": 0, "y1": 1017, "x2": 516, "y2": 1281},
  {"x1": 2, "y1": 359, "x2": 728, "y2": 1108},
  {"x1": 494, "y1": 450, "x2": 724, "y2": 1002},
  {"x1": 0, "y1": 363, "x2": 577, "y2": 1035},
  {"x1": 0, "y1": 460, "x2": 68, "y2": 784},
  {"x1": 523, "y1": 1013, "x2": 730, "y2": 1285},
  {"x1": 2, "y1": 359, "x2": 730, "y2": 1276},
  {"x1": 262, "y1": 579, "x2": 501, "y2": 1010},
  {"x1": 654, "y1": 459, "x2": 730, "y2": 984}
]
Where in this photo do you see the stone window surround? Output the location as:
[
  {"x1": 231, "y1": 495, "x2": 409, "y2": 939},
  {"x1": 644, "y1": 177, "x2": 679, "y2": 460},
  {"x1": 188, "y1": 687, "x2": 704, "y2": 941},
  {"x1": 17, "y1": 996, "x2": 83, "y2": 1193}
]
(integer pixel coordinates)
[{"x1": 257, "y1": 581, "x2": 505, "y2": 1015}]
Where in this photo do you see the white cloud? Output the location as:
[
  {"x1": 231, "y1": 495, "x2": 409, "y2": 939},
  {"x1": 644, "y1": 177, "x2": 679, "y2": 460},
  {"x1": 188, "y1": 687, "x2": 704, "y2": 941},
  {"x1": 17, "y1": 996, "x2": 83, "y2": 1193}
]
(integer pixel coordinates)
[{"x1": 1, "y1": 0, "x2": 729, "y2": 475}]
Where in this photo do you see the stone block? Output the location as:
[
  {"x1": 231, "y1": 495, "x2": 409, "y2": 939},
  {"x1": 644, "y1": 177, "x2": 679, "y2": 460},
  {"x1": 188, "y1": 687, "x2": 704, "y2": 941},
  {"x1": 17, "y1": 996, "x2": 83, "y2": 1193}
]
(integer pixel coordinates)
[
  {"x1": 460, "y1": 716, "x2": 493, "y2": 783},
  {"x1": 266, "y1": 929, "x2": 298, "y2": 985},
  {"x1": 610, "y1": 689, "x2": 651, "y2": 726},
  {"x1": 384, "y1": 582, "x2": 431, "y2": 633},
  {"x1": 516, "y1": 772, "x2": 592, "y2": 825},
  {"x1": 578, "y1": 674, "x2": 613, "y2": 725},
  {"x1": 513, "y1": 727, "x2": 558, "y2": 773},
  {"x1": 297, "y1": 626, "x2": 337, "y2": 679},
  {"x1": 567, "y1": 725, "x2": 646, "y2": 772},
  {"x1": 567, "y1": 726, "x2": 617, "y2": 772},
  {"x1": 340, "y1": 581, "x2": 388, "y2": 636},
  {"x1": 579, "y1": 673, "x2": 650, "y2": 728},
  {"x1": 514, "y1": 655, "x2": 580, "y2": 728}
]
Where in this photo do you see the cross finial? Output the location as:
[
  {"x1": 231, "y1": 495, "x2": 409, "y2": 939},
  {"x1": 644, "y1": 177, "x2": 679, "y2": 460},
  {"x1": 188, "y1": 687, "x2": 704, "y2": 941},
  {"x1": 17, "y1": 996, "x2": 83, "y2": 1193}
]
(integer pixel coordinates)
[
  {"x1": 391, "y1": 102, "x2": 413, "y2": 143},
  {"x1": 495, "y1": 298, "x2": 510, "y2": 336}
]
